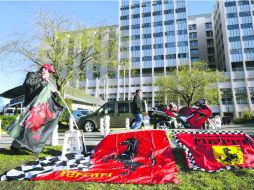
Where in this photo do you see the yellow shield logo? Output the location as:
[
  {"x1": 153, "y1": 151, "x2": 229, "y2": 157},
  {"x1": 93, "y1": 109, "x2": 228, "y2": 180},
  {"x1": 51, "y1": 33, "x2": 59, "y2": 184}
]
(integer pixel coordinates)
[{"x1": 212, "y1": 146, "x2": 244, "y2": 166}]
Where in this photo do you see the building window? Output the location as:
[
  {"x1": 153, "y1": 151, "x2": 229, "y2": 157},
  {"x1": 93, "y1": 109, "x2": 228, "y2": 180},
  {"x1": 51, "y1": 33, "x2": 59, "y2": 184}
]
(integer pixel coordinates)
[
  {"x1": 166, "y1": 54, "x2": 176, "y2": 59},
  {"x1": 132, "y1": 14, "x2": 140, "y2": 19},
  {"x1": 178, "y1": 53, "x2": 188, "y2": 58},
  {"x1": 235, "y1": 87, "x2": 248, "y2": 104},
  {"x1": 206, "y1": 31, "x2": 213, "y2": 37},
  {"x1": 205, "y1": 22, "x2": 212, "y2": 29},
  {"x1": 188, "y1": 24, "x2": 197, "y2": 30},
  {"x1": 176, "y1": 18, "x2": 187, "y2": 24},
  {"x1": 241, "y1": 23, "x2": 253, "y2": 29},
  {"x1": 153, "y1": 21, "x2": 163, "y2": 27},
  {"x1": 207, "y1": 39, "x2": 214, "y2": 45},
  {"x1": 189, "y1": 32, "x2": 197, "y2": 38},
  {"x1": 227, "y1": 13, "x2": 237, "y2": 18},
  {"x1": 142, "y1": 45, "x2": 152, "y2": 50},
  {"x1": 175, "y1": 7, "x2": 186, "y2": 13},
  {"x1": 120, "y1": 6, "x2": 129, "y2": 10},
  {"x1": 142, "y1": 56, "x2": 152, "y2": 61},
  {"x1": 153, "y1": 32, "x2": 163, "y2": 37},
  {"x1": 142, "y1": 23, "x2": 151, "y2": 28},
  {"x1": 190, "y1": 49, "x2": 199, "y2": 55},
  {"x1": 153, "y1": 11, "x2": 162, "y2": 16},
  {"x1": 154, "y1": 55, "x2": 164, "y2": 60},
  {"x1": 131, "y1": 24, "x2": 140, "y2": 29},
  {"x1": 153, "y1": 43, "x2": 163, "y2": 49},
  {"x1": 165, "y1": 42, "x2": 176, "y2": 48},
  {"x1": 244, "y1": 48, "x2": 254, "y2": 53},
  {"x1": 229, "y1": 36, "x2": 241, "y2": 42},
  {"x1": 132, "y1": 35, "x2": 140, "y2": 40},
  {"x1": 131, "y1": 57, "x2": 140, "y2": 62},
  {"x1": 190, "y1": 40, "x2": 198, "y2": 47},
  {"x1": 220, "y1": 88, "x2": 233, "y2": 105},
  {"x1": 142, "y1": 12, "x2": 151, "y2": 17},
  {"x1": 164, "y1": 20, "x2": 174, "y2": 25},
  {"x1": 238, "y1": 0, "x2": 249, "y2": 5},
  {"x1": 224, "y1": 1, "x2": 236, "y2": 7},
  {"x1": 131, "y1": 46, "x2": 140, "y2": 51},
  {"x1": 120, "y1": 15, "x2": 129, "y2": 20},
  {"x1": 230, "y1": 49, "x2": 242, "y2": 54},
  {"x1": 165, "y1": 31, "x2": 175, "y2": 36},
  {"x1": 164, "y1": 9, "x2": 174, "y2": 14},
  {"x1": 143, "y1": 33, "x2": 151, "y2": 39},
  {"x1": 239, "y1": 12, "x2": 251, "y2": 17},
  {"x1": 177, "y1": 30, "x2": 187, "y2": 35},
  {"x1": 208, "y1": 56, "x2": 215, "y2": 62},
  {"x1": 227, "y1": 24, "x2": 239, "y2": 30},
  {"x1": 120, "y1": 47, "x2": 128, "y2": 52},
  {"x1": 208, "y1": 47, "x2": 214, "y2": 54},
  {"x1": 120, "y1": 25, "x2": 129, "y2": 31},
  {"x1": 242, "y1": 35, "x2": 254, "y2": 41},
  {"x1": 177, "y1": 41, "x2": 188, "y2": 47}
]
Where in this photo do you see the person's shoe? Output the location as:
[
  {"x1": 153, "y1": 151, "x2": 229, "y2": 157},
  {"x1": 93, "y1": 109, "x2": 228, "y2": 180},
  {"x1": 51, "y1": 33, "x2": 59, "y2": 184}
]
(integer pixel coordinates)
[{"x1": 10, "y1": 145, "x2": 23, "y2": 155}]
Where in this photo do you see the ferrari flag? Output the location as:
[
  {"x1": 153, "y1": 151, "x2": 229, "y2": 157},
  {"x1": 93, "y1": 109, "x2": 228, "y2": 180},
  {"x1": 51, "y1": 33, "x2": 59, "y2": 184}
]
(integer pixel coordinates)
[
  {"x1": 1, "y1": 130, "x2": 178, "y2": 184},
  {"x1": 7, "y1": 84, "x2": 63, "y2": 154},
  {"x1": 174, "y1": 131, "x2": 254, "y2": 172}
]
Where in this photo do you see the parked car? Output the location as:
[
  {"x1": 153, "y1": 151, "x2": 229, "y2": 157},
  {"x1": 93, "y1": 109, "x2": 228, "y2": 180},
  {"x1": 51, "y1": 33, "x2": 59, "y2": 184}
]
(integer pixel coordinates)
[
  {"x1": 78, "y1": 100, "x2": 147, "y2": 132},
  {"x1": 72, "y1": 109, "x2": 93, "y2": 123}
]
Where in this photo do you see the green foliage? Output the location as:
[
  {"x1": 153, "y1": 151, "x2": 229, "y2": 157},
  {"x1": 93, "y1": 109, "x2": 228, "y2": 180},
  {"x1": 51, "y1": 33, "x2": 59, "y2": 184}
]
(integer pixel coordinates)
[
  {"x1": 0, "y1": 115, "x2": 17, "y2": 131},
  {"x1": 233, "y1": 109, "x2": 254, "y2": 124},
  {"x1": 60, "y1": 99, "x2": 73, "y2": 122},
  {"x1": 156, "y1": 61, "x2": 226, "y2": 106}
]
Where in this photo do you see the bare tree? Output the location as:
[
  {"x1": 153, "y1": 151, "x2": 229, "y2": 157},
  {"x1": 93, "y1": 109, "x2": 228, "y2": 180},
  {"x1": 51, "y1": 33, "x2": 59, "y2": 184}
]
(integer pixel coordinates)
[{"x1": 0, "y1": 11, "x2": 117, "y2": 96}]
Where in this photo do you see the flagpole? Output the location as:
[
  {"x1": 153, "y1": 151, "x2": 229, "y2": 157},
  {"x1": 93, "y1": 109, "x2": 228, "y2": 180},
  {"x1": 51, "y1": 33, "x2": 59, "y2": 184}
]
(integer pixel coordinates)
[{"x1": 46, "y1": 78, "x2": 88, "y2": 153}]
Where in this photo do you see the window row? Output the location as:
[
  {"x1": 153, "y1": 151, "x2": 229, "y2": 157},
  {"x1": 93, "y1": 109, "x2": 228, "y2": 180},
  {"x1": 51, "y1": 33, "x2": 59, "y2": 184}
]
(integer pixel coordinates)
[{"x1": 131, "y1": 53, "x2": 189, "y2": 62}]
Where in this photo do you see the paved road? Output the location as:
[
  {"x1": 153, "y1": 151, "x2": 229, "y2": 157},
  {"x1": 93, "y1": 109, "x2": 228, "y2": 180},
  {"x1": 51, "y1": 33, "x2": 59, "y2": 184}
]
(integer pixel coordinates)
[{"x1": 0, "y1": 123, "x2": 253, "y2": 149}]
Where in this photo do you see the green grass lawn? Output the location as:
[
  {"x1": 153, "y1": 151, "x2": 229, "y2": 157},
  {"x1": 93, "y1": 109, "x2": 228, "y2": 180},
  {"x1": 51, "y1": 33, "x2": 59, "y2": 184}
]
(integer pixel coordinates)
[{"x1": 0, "y1": 146, "x2": 253, "y2": 190}]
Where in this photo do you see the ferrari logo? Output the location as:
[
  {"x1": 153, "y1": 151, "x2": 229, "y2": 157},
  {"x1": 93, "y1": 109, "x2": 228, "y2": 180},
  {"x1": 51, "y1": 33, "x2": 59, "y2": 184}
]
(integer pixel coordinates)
[{"x1": 212, "y1": 146, "x2": 244, "y2": 165}]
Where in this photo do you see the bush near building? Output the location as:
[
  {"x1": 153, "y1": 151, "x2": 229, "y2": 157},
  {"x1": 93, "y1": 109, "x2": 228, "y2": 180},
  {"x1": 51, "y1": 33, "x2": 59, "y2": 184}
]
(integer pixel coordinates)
[
  {"x1": 233, "y1": 110, "x2": 254, "y2": 124},
  {"x1": 0, "y1": 115, "x2": 17, "y2": 131}
]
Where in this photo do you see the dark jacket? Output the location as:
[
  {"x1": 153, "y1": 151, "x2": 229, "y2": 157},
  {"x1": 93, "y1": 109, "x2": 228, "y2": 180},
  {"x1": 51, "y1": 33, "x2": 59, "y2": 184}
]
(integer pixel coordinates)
[
  {"x1": 23, "y1": 71, "x2": 46, "y2": 106},
  {"x1": 132, "y1": 94, "x2": 143, "y2": 114}
]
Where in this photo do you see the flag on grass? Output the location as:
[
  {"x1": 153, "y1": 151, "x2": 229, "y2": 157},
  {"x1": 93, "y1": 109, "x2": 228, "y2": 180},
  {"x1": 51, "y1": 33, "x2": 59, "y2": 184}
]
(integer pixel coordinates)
[
  {"x1": 1, "y1": 130, "x2": 178, "y2": 184},
  {"x1": 7, "y1": 84, "x2": 63, "y2": 154},
  {"x1": 173, "y1": 131, "x2": 254, "y2": 172}
]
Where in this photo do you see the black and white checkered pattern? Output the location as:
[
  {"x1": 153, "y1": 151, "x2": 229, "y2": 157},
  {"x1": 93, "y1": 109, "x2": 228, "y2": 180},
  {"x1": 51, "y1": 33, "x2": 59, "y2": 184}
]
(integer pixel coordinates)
[
  {"x1": 0, "y1": 154, "x2": 93, "y2": 181},
  {"x1": 172, "y1": 130, "x2": 253, "y2": 172}
]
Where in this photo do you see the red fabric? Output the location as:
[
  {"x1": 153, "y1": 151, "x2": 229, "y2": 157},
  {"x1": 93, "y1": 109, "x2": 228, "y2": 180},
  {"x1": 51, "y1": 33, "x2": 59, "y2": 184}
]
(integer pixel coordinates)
[
  {"x1": 32, "y1": 130, "x2": 178, "y2": 184},
  {"x1": 176, "y1": 132, "x2": 254, "y2": 171}
]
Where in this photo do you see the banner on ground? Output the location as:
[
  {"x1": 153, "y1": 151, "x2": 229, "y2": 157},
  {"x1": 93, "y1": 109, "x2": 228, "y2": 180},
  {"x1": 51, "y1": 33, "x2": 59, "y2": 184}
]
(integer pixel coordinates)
[
  {"x1": 173, "y1": 131, "x2": 254, "y2": 172},
  {"x1": 1, "y1": 130, "x2": 178, "y2": 184},
  {"x1": 7, "y1": 84, "x2": 63, "y2": 154}
]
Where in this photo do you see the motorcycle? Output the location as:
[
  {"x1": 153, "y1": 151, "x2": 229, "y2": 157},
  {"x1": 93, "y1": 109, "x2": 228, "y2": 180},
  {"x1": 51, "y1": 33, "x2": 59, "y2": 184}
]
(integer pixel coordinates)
[{"x1": 153, "y1": 98, "x2": 215, "y2": 130}]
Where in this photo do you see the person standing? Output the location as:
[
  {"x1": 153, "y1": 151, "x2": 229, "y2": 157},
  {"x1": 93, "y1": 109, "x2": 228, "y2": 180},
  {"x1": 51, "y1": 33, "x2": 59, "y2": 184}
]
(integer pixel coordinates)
[
  {"x1": 132, "y1": 89, "x2": 143, "y2": 129},
  {"x1": 10, "y1": 63, "x2": 56, "y2": 154}
]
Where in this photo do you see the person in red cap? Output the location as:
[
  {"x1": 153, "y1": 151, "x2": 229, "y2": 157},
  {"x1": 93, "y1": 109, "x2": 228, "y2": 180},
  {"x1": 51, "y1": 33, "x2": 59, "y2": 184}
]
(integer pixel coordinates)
[
  {"x1": 23, "y1": 63, "x2": 56, "y2": 106},
  {"x1": 10, "y1": 63, "x2": 56, "y2": 154}
]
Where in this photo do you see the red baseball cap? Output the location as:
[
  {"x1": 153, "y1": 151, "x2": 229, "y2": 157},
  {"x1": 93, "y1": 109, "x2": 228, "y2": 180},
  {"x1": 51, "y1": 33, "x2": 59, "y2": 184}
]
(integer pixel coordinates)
[{"x1": 42, "y1": 64, "x2": 56, "y2": 74}]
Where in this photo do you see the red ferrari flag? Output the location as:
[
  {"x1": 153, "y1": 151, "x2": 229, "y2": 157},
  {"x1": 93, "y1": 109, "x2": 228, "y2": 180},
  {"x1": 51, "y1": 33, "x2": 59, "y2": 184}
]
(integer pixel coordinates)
[
  {"x1": 1, "y1": 130, "x2": 178, "y2": 184},
  {"x1": 173, "y1": 131, "x2": 254, "y2": 172}
]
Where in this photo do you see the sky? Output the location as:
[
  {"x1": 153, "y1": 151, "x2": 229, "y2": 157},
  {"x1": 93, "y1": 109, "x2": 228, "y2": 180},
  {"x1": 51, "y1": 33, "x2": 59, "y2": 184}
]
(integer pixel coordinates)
[{"x1": 0, "y1": 0, "x2": 216, "y2": 108}]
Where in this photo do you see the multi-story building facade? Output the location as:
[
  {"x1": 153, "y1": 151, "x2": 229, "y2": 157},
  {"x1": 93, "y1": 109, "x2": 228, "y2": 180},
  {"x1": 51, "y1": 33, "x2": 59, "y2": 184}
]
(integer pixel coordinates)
[
  {"x1": 188, "y1": 14, "x2": 216, "y2": 69},
  {"x1": 83, "y1": 0, "x2": 190, "y2": 108},
  {"x1": 82, "y1": 0, "x2": 254, "y2": 117},
  {"x1": 214, "y1": 0, "x2": 254, "y2": 117}
]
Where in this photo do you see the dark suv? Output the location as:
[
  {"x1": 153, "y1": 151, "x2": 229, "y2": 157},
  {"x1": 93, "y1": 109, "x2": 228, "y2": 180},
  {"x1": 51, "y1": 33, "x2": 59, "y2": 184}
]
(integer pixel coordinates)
[{"x1": 78, "y1": 100, "x2": 147, "y2": 132}]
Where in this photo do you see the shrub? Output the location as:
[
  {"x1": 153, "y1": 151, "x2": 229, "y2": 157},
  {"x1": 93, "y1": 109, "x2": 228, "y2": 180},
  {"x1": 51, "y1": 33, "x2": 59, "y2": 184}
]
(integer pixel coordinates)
[
  {"x1": 0, "y1": 115, "x2": 17, "y2": 131},
  {"x1": 60, "y1": 99, "x2": 73, "y2": 122}
]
